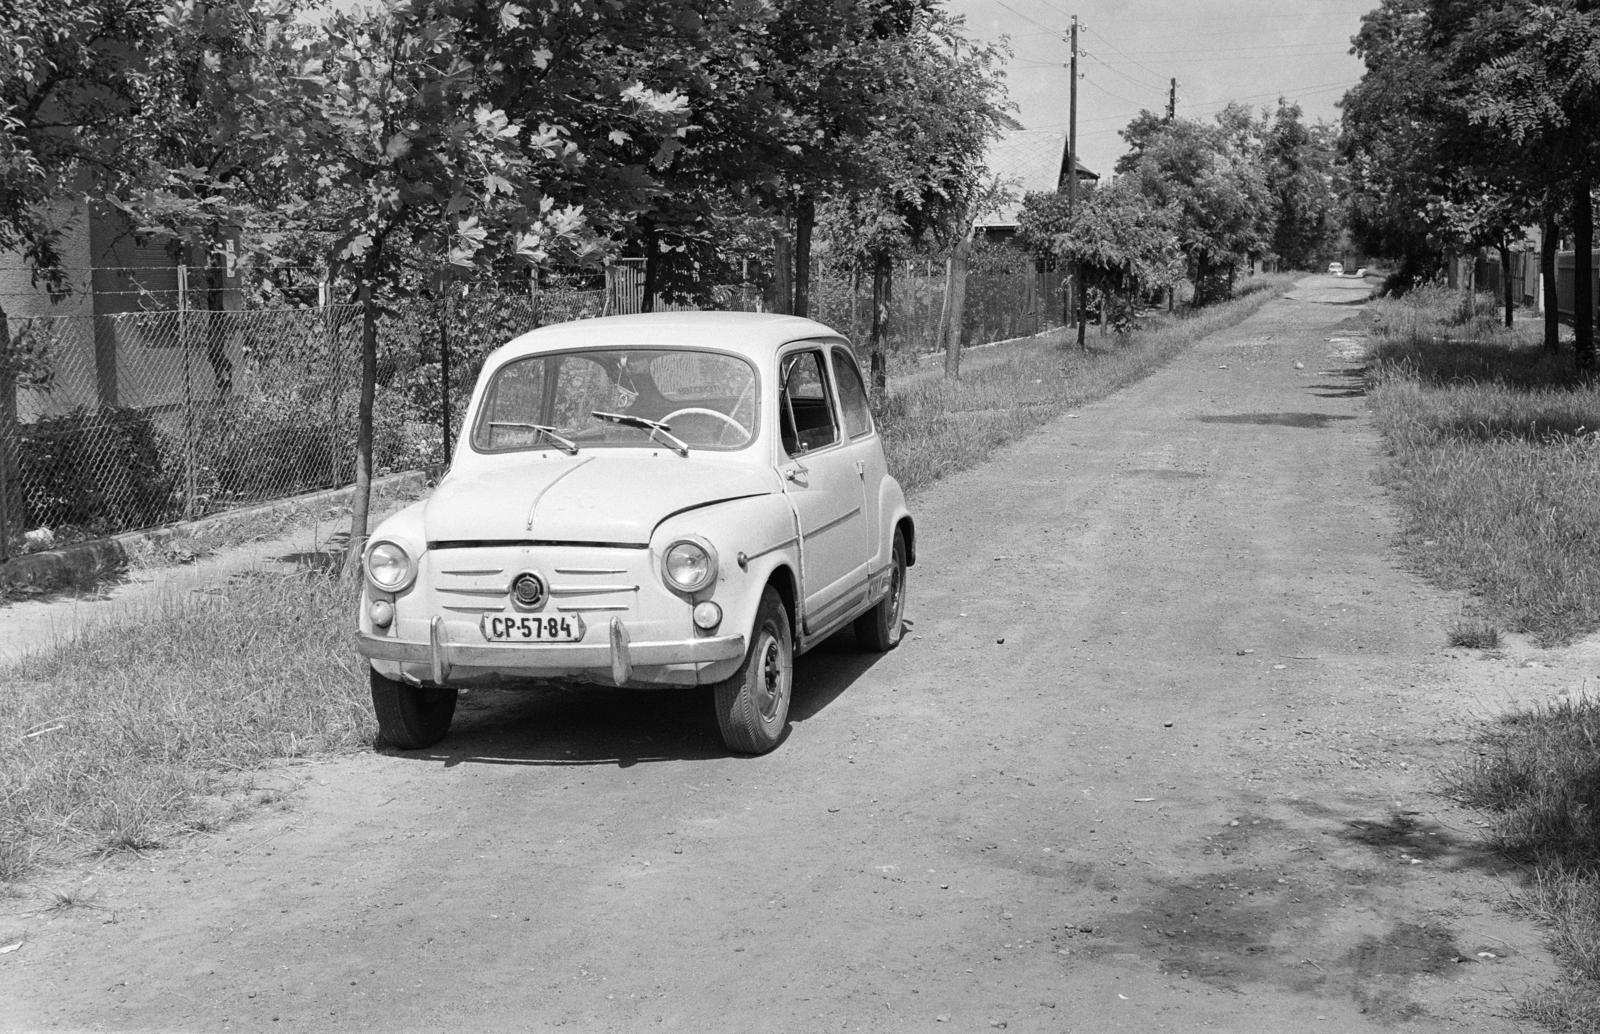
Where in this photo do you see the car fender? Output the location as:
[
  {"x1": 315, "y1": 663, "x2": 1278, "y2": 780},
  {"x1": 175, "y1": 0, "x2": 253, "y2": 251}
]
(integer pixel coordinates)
[
  {"x1": 652, "y1": 494, "x2": 801, "y2": 649},
  {"x1": 873, "y1": 474, "x2": 916, "y2": 568}
]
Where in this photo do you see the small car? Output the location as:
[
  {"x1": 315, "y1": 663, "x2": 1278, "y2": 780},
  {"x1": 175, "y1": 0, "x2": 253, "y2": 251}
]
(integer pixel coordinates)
[
  {"x1": 355, "y1": 311, "x2": 914, "y2": 755},
  {"x1": 1327, "y1": 261, "x2": 1344, "y2": 276}
]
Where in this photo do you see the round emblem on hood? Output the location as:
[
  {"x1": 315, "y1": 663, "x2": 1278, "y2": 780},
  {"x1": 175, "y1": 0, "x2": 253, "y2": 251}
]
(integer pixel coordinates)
[{"x1": 510, "y1": 572, "x2": 547, "y2": 610}]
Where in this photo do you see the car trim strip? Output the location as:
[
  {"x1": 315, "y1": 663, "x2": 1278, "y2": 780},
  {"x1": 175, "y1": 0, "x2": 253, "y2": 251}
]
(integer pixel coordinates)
[{"x1": 430, "y1": 539, "x2": 649, "y2": 550}]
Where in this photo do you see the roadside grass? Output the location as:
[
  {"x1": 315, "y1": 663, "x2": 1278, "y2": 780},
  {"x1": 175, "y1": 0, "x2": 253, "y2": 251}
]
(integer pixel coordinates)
[
  {"x1": 0, "y1": 570, "x2": 367, "y2": 882},
  {"x1": 1450, "y1": 698, "x2": 1600, "y2": 1031},
  {"x1": 1366, "y1": 286, "x2": 1600, "y2": 646},
  {"x1": 1369, "y1": 284, "x2": 1600, "y2": 1030},
  {"x1": 0, "y1": 277, "x2": 1293, "y2": 886}
]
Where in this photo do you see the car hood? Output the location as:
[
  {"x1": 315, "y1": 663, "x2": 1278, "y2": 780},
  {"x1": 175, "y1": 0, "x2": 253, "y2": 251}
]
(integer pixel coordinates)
[{"x1": 425, "y1": 453, "x2": 776, "y2": 545}]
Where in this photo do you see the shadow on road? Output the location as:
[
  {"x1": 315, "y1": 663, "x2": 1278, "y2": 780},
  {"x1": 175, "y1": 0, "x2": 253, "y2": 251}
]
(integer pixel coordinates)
[
  {"x1": 1197, "y1": 412, "x2": 1358, "y2": 429},
  {"x1": 392, "y1": 632, "x2": 888, "y2": 768}
]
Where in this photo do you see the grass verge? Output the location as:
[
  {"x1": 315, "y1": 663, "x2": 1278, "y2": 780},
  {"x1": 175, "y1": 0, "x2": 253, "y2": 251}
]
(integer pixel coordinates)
[
  {"x1": 1368, "y1": 284, "x2": 1600, "y2": 1029},
  {"x1": 0, "y1": 278, "x2": 1292, "y2": 886},
  {"x1": 1366, "y1": 285, "x2": 1600, "y2": 646},
  {"x1": 1451, "y1": 698, "x2": 1600, "y2": 1031},
  {"x1": 0, "y1": 571, "x2": 368, "y2": 883}
]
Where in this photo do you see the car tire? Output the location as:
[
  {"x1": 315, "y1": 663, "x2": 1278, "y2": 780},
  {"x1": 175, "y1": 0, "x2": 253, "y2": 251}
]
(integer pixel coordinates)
[
  {"x1": 855, "y1": 529, "x2": 907, "y2": 652},
  {"x1": 713, "y1": 587, "x2": 793, "y2": 755},
  {"x1": 370, "y1": 667, "x2": 457, "y2": 749}
]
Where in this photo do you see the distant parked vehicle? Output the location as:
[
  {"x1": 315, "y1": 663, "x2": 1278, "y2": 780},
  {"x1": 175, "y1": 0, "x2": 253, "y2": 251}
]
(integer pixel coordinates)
[{"x1": 1327, "y1": 262, "x2": 1344, "y2": 276}]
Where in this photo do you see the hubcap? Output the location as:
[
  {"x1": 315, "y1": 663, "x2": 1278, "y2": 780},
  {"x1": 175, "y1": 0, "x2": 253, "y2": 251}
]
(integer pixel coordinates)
[{"x1": 754, "y1": 631, "x2": 790, "y2": 722}]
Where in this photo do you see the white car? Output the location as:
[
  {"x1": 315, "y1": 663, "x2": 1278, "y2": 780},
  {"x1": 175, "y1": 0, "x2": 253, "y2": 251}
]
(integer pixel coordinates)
[
  {"x1": 355, "y1": 312, "x2": 914, "y2": 755},
  {"x1": 1327, "y1": 261, "x2": 1344, "y2": 276}
]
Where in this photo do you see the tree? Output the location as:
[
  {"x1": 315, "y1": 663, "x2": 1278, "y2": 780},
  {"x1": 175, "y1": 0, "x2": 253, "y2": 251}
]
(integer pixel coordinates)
[
  {"x1": 815, "y1": 6, "x2": 1009, "y2": 391},
  {"x1": 277, "y1": 0, "x2": 688, "y2": 573},
  {"x1": 1262, "y1": 100, "x2": 1341, "y2": 269},
  {"x1": 1340, "y1": 0, "x2": 1463, "y2": 287},
  {"x1": 1461, "y1": 0, "x2": 1600, "y2": 368},
  {"x1": 1016, "y1": 179, "x2": 1182, "y2": 336},
  {"x1": 1119, "y1": 107, "x2": 1275, "y2": 306},
  {"x1": 115, "y1": 0, "x2": 308, "y2": 396},
  {"x1": 0, "y1": 0, "x2": 171, "y2": 540}
]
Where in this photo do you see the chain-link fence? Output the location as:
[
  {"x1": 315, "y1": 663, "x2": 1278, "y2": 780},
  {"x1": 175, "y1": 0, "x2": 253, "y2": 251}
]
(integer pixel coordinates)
[{"x1": 0, "y1": 262, "x2": 1063, "y2": 560}]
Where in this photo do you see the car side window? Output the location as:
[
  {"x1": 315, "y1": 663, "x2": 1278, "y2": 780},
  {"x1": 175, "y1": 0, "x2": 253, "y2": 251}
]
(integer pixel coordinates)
[
  {"x1": 780, "y1": 350, "x2": 839, "y2": 455},
  {"x1": 832, "y1": 347, "x2": 873, "y2": 439}
]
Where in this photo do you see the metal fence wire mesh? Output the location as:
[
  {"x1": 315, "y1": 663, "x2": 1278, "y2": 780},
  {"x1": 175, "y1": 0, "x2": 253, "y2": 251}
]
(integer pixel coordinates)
[
  {"x1": 0, "y1": 265, "x2": 1065, "y2": 560},
  {"x1": 1, "y1": 305, "x2": 366, "y2": 551}
]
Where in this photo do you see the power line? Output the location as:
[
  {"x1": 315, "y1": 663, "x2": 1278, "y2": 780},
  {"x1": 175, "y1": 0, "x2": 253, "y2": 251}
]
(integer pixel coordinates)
[{"x1": 1084, "y1": 50, "x2": 1167, "y2": 94}]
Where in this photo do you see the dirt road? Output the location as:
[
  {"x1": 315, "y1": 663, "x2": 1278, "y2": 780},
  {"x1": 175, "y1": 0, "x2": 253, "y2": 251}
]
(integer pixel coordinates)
[{"x1": 2, "y1": 275, "x2": 1580, "y2": 1032}]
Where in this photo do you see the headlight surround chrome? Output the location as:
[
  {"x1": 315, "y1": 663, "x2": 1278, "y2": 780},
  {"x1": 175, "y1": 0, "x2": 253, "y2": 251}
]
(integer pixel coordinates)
[
  {"x1": 662, "y1": 536, "x2": 717, "y2": 593},
  {"x1": 366, "y1": 540, "x2": 416, "y2": 593}
]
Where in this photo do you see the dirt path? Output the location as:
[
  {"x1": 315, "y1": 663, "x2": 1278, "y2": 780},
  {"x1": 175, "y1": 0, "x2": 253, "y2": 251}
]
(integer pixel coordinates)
[{"x1": 1, "y1": 275, "x2": 1580, "y2": 1032}]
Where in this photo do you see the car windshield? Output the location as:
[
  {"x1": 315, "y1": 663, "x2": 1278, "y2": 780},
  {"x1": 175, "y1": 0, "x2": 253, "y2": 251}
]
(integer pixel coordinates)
[{"x1": 471, "y1": 347, "x2": 759, "y2": 453}]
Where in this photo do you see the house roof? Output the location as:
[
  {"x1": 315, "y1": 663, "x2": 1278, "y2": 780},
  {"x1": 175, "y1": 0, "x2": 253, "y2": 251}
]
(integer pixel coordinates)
[{"x1": 976, "y1": 128, "x2": 1099, "y2": 229}]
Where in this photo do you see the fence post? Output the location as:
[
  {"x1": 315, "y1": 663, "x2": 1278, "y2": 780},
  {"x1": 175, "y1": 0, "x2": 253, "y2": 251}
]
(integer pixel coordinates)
[{"x1": 178, "y1": 263, "x2": 199, "y2": 520}]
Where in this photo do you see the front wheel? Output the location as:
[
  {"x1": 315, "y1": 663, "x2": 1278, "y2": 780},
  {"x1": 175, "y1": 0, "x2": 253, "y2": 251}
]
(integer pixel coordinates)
[
  {"x1": 855, "y1": 529, "x2": 907, "y2": 652},
  {"x1": 370, "y1": 667, "x2": 457, "y2": 749},
  {"x1": 713, "y1": 588, "x2": 793, "y2": 754}
]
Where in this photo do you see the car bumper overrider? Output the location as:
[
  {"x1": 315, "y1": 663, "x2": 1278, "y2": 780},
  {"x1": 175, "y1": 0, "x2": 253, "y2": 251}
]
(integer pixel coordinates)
[{"x1": 356, "y1": 615, "x2": 745, "y2": 689}]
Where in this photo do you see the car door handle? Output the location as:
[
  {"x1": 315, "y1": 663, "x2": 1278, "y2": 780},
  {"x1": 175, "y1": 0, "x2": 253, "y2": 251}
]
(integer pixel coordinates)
[{"x1": 783, "y1": 462, "x2": 808, "y2": 483}]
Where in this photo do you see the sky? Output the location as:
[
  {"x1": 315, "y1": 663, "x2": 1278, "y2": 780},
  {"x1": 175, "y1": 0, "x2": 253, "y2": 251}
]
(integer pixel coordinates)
[{"x1": 950, "y1": 0, "x2": 1380, "y2": 176}]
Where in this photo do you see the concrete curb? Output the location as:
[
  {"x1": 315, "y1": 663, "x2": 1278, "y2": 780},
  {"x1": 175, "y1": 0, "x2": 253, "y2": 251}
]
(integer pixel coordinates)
[{"x1": 1, "y1": 470, "x2": 429, "y2": 594}]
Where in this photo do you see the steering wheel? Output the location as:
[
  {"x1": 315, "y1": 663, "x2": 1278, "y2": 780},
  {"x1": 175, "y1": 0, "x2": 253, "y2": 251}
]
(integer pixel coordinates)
[{"x1": 660, "y1": 407, "x2": 750, "y2": 442}]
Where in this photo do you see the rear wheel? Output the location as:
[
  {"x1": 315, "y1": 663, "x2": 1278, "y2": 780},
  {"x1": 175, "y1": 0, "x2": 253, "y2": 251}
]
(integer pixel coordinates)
[
  {"x1": 370, "y1": 667, "x2": 457, "y2": 749},
  {"x1": 855, "y1": 529, "x2": 907, "y2": 652},
  {"x1": 713, "y1": 588, "x2": 793, "y2": 754}
]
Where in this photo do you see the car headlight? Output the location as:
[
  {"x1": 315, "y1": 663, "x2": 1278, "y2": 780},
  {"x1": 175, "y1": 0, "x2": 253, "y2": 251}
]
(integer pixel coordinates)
[
  {"x1": 662, "y1": 537, "x2": 717, "y2": 593},
  {"x1": 366, "y1": 540, "x2": 416, "y2": 593}
]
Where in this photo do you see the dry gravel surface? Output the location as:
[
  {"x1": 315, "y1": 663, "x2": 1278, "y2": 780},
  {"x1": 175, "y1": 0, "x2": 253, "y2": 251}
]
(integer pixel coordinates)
[{"x1": 3, "y1": 274, "x2": 1591, "y2": 1032}]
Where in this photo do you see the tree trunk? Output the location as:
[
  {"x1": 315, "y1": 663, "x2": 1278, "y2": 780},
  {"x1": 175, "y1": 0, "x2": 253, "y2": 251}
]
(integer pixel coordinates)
[
  {"x1": 1574, "y1": 177, "x2": 1593, "y2": 373},
  {"x1": 1498, "y1": 244, "x2": 1514, "y2": 329},
  {"x1": 641, "y1": 219, "x2": 658, "y2": 314},
  {"x1": 439, "y1": 293, "x2": 453, "y2": 462},
  {"x1": 794, "y1": 196, "x2": 813, "y2": 318},
  {"x1": 342, "y1": 272, "x2": 379, "y2": 580},
  {"x1": 1075, "y1": 260, "x2": 1087, "y2": 350},
  {"x1": 869, "y1": 252, "x2": 891, "y2": 396},
  {"x1": 204, "y1": 238, "x2": 233, "y2": 397},
  {"x1": 1542, "y1": 211, "x2": 1559, "y2": 352},
  {"x1": 942, "y1": 235, "x2": 971, "y2": 379},
  {"x1": 768, "y1": 227, "x2": 793, "y2": 315},
  {"x1": 0, "y1": 304, "x2": 17, "y2": 560}
]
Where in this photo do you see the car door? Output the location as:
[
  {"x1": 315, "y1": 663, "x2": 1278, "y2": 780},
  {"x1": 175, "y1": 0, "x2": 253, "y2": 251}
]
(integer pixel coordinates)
[
  {"x1": 828, "y1": 344, "x2": 886, "y2": 563},
  {"x1": 778, "y1": 345, "x2": 869, "y2": 632}
]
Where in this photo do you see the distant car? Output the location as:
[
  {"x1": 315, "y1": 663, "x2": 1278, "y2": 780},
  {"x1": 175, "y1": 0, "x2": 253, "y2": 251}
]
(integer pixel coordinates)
[
  {"x1": 355, "y1": 311, "x2": 915, "y2": 755},
  {"x1": 1327, "y1": 262, "x2": 1344, "y2": 276}
]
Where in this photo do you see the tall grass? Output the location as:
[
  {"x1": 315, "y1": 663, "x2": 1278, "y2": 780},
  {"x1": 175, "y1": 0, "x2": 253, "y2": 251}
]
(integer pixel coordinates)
[
  {"x1": 1367, "y1": 287, "x2": 1600, "y2": 645},
  {"x1": 1374, "y1": 285, "x2": 1600, "y2": 1029},
  {"x1": 0, "y1": 277, "x2": 1293, "y2": 885},
  {"x1": 1451, "y1": 697, "x2": 1600, "y2": 1030},
  {"x1": 0, "y1": 571, "x2": 367, "y2": 882}
]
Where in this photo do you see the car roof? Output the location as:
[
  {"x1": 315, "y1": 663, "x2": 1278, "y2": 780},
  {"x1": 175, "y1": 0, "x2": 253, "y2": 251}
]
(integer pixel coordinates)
[{"x1": 495, "y1": 311, "x2": 847, "y2": 359}]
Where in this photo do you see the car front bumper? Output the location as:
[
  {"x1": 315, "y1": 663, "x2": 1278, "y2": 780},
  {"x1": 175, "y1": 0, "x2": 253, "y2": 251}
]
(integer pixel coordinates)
[{"x1": 356, "y1": 615, "x2": 746, "y2": 689}]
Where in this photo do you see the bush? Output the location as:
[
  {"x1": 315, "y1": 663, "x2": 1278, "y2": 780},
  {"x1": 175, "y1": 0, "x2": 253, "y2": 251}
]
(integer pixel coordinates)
[{"x1": 16, "y1": 407, "x2": 177, "y2": 533}]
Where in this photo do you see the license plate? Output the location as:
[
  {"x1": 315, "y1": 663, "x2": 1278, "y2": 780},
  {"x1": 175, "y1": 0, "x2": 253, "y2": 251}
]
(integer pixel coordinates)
[{"x1": 480, "y1": 613, "x2": 586, "y2": 643}]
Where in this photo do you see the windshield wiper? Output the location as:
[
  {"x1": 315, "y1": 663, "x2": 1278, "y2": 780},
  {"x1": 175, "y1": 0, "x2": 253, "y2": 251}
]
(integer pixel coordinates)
[
  {"x1": 488, "y1": 421, "x2": 579, "y2": 455},
  {"x1": 591, "y1": 411, "x2": 689, "y2": 457}
]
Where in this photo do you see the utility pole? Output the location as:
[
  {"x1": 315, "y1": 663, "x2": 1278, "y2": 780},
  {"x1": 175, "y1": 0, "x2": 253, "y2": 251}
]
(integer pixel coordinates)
[
  {"x1": 1168, "y1": 78, "x2": 1177, "y2": 121},
  {"x1": 1067, "y1": 15, "x2": 1086, "y2": 348},
  {"x1": 1067, "y1": 16, "x2": 1078, "y2": 216}
]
